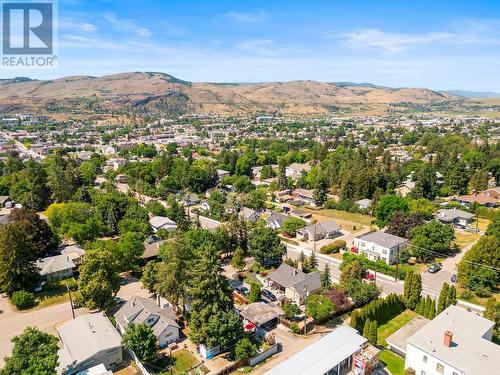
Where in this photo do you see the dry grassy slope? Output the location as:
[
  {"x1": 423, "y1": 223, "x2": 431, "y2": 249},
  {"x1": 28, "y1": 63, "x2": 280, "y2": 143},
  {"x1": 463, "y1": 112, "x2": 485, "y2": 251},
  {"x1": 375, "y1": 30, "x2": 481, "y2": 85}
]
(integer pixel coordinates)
[{"x1": 0, "y1": 72, "x2": 458, "y2": 115}]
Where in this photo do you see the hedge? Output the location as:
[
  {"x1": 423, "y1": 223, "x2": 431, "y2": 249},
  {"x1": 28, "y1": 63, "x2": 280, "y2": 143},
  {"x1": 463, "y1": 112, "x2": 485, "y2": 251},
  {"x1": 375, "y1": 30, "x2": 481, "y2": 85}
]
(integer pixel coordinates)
[
  {"x1": 350, "y1": 294, "x2": 406, "y2": 333},
  {"x1": 341, "y1": 253, "x2": 413, "y2": 280},
  {"x1": 320, "y1": 240, "x2": 347, "y2": 254}
]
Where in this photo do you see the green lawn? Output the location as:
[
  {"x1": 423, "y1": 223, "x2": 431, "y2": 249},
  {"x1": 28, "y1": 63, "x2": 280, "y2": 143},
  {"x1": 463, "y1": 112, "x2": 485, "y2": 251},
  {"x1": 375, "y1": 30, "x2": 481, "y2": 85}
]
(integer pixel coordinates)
[
  {"x1": 157, "y1": 349, "x2": 199, "y2": 374},
  {"x1": 379, "y1": 350, "x2": 405, "y2": 375},
  {"x1": 34, "y1": 278, "x2": 76, "y2": 309},
  {"x1": 378, "y1": 310, "x2": 417, "y2": 347},
  {"x1": 453, "y1": 231, "x2": 480, "y2": 249}
]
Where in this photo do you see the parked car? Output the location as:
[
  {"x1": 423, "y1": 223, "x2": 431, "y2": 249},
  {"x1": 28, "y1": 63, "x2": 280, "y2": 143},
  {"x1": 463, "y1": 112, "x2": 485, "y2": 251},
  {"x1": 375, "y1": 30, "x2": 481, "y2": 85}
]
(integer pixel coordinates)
[
  {"x1": 235, "y1": 285, "x2": 249, "y2": 297},
  {"x1": 364, "y1": 271, "x2": 375, "y2": 281},
  {"x1": 33, "y1": 281, "x2": 46, "y2": 293},
  {"x1": 451, "y1": 274, "x2": 457, "y2": 283},
  {"x1": 119, "y1": 277, "x2": 128, "y2": 285},
  {"x1": 261, "y1": 289, "x2": 277, "y2": 302},
  {"x1": 113, "y1": 296, "x2": 125, "y2": 305},
  {"x1": 428, "y1": 263, "x2": 442, "y2": 274}
]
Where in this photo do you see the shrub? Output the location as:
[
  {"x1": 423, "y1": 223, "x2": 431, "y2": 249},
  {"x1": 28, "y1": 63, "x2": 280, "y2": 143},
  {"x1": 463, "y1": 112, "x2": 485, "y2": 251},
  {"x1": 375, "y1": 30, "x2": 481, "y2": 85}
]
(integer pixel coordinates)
[
  {"x1": 320, "y1": 240, "x2": 347, "y2": 254},
  {"x1": 283, "y1": 302, "x2": 301, "y2": 320},
  {"x1": 460, "y1": 289, "x2": 474, "y2": 300},
  {"x1": 11, "y1": 290, "x2": 35, "y2": 310},
  {"x1": 290, "y1": 322, "x2": 300, "y2": 334},
  {"x1": 341, "y1": 253, "x2": 412, "y2": 280}
]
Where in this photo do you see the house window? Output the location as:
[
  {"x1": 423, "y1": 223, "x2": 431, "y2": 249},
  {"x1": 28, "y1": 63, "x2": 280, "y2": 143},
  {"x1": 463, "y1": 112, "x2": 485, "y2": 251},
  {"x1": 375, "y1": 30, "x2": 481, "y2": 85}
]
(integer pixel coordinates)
[
  {"x1": 436, "y1": 363, "x2": 444, "y2": 373},
  {"x1": 382, "y1": 249, "x2": 388, "y2": 255},
  {"x1": 422, "y1": 355, "x2": 427, "y2": 362}
]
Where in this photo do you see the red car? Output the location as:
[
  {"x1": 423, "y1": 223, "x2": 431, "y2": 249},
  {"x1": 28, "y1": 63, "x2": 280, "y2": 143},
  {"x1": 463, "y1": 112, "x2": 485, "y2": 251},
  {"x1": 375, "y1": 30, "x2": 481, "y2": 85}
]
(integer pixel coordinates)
[{"x1": 364, "y1": 272, "x2": 375, "y2": 281}]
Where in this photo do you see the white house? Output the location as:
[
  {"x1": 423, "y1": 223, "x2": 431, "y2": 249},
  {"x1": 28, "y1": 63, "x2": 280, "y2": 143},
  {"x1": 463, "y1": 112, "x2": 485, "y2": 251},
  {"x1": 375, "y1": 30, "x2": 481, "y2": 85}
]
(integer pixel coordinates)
[
  {"x1": 149, "y1": 216, "x2": 177, "y2": 233},
  {"x1": 405, "y1": 305, "x2": 499, "y2": 375},
  {"x1": 239, "y1": 207, "x2": 261, "y2": 222},
  {"x1": 115, "y1": 296, "x2": 180, "y2": 348},
  {"x1": 355, "y1": 199, "x2": 372, "y2": 210},
  {"x1": 297, "y1": 220, "x2": 341, "y2": 241},
  {"x1": 37, "y1": 254, "x2": 75, "y2": 280},
  {"x1": 285, "y1": 162, "x2": 311, "y2": 180},
  {"x1": 57, "y1": 313, "x2": 123, "y2": 375},
  {"x1": 353, "y1": 231, "x2": 408, "y2": 265}
]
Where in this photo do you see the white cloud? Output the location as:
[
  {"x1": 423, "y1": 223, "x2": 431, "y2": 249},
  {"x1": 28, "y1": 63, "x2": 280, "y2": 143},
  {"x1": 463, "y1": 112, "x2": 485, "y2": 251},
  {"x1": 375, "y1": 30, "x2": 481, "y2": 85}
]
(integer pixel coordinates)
[
  {"x1": 339, "y1": 29, "x2": 455, "y2": 53},
  {"x1": 224, "y1": 11, "x2": 265, "y2": 23},
  {"x1": 103, "y1": 13, "x2": 151, "y2": 37}
]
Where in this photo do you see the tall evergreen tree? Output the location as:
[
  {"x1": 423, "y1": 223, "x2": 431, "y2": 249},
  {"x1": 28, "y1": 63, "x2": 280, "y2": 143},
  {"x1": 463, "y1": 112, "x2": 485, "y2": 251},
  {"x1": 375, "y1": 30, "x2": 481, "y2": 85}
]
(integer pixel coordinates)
[
  {"x1": 446, "y1": 285, "x2": 457, "y2": 307},
  {"x1": 321, "y1": 263, "x2": 331, "y2": 288},
  {"x1": 369, "y1": 320, "x2": 378, "y2": 345},
  {"x1": 437, "y1": 283, "x2": 450, "y2": 314},
  {"x1": 363, "y1": 318, "x2": 372, "y2": 338}
]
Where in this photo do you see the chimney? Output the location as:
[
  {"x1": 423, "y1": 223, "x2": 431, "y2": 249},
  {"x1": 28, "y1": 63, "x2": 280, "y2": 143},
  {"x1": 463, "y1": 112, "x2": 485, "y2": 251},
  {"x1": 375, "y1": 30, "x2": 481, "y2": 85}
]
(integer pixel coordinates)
[
  {"x1": 443, "y1": 331, "x2": 453, "y2": 347},
  {"x1": 296, "y1": 262, "x2": 303, "y2": 273}
]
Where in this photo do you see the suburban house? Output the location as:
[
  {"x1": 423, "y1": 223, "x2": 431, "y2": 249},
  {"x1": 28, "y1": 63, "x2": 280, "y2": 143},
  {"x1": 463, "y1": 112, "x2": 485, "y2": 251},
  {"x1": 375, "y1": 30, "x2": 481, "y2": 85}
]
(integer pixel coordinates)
[
  {"x1": 353, "y1": 231, "x2": 408, "y2": 265},
  {"x1": 266, "y1": 326, "x2": 379, "y2": 375},
  {"x1": 239, "y1": 302, "x2": 282, "y2": 332},
  {"x1": 57, "y1": 313, "x2": 123, "y2": 375},
  {"x1": 266, "y1": 212, "x2": 289, "y2": 230},
  {"x1": 289, "y1": 209, "x2": 312, "y2": 221},
  {"x1": 297, "y1": 220, "x2": 341, "y2": 241},
  {"x1": 216, "y1": 169, "x2": 230, "y2": 180},
  {"x1": 285, "y1": 162, "x2": 312, "y2": 180},
  {"x1": 251, "y1": 165, "x2": 278, "y2": 180},
  {"x1": 181, "y1": 193, "x2": 200, "y2": 206},
  {"x1": 267, "y1": 263, "x2": 321, "y2": 305},
  {"x1": 355, "y1": 198, "x2": 372, "y2": 210},
  {"x1": 61, "y1": 245, "x2": 86, "y2": 266},
  {"x1": 140, "y1": 240, "x2": 164, "y2": 263},
  {"x1": 292, "y1": 189, "x2": 317, "y2": 206},
  {"x1": 149, "y1": 216, "x2": 177, "y2": 233},
  {"x1": 37, "y1": 254, "x2": 75, "y2": 280},
  {"x1": 115, "y1": 296, "x2": 180, "y2": 348},
  {"x1": 239, "y1": 207, "x2": 261, "y2": 222},
  {"x1": 405, "y1": 305, "x2": 500, "y2": 375},
  {"x1": 435, "y1": 208, "x2": 474, "y2": 227},
  {"x1": 455, "y1": 187, "x2": 500, "y2": 207},
  {"x1": 395, "y1": 180, "x2": 416, "y2": 197}
]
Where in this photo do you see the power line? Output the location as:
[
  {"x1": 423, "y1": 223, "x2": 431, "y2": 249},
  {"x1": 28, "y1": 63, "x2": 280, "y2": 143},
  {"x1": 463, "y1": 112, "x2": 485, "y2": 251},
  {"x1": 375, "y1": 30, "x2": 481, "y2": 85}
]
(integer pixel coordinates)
[{"x1": 406, "y1": 243, "x2": 500, "y2": 273}]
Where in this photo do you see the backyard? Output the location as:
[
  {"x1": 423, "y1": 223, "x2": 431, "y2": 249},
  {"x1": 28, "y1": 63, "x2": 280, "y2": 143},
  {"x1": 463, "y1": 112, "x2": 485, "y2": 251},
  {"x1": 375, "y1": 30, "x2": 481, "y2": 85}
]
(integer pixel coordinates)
[
  {"x1": 303, "y1": 208, "x2": 374, "y2": 234},
  {"x1": 150, "y1": 349, "x2": 200, "y2": 375},
  {"x1": 32, "y1": 277, "x2": 76, "y2": 309},
  {"x1": 379, "y1": 350, "x2": 405, "y2": 375},
  {"x1": 377, "y1": 309, "x2": 417, "y2": 347}
]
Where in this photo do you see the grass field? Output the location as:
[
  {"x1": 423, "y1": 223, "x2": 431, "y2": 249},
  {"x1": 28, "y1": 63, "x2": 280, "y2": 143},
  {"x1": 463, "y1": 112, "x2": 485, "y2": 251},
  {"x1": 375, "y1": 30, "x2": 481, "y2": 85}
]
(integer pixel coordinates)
[
  {"x1": 33, "y1": 278, "x2": 76, "y2": 309},
  {"x1": 156, "y1": 349, "x2": 199, "y2": 374},
  {"x1": 304, "y1": 208, "x2": 373, "y2": 233},
  {"x1": 379, "y1": 350, "x2": 405, "y2": 375},
  {"x1": 378, "y1": 310, "x2": 417, "y2": 347},
  {"x1": 453, "y1": 231, "x2": 480, "y2": 249}
]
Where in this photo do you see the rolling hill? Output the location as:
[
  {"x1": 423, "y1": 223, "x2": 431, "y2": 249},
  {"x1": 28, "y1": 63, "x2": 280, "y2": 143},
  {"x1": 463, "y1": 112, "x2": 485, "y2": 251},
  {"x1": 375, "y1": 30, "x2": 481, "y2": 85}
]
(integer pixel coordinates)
[{"x1": 0, "y1": 71, "x2": 465, "y2": 116}]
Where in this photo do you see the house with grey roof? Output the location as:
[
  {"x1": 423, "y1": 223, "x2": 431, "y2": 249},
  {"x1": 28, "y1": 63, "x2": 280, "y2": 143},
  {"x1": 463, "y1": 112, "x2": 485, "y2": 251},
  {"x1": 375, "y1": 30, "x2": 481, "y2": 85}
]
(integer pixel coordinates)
[
  {"x1": 267, "y1": 263, "x2": 321, "y2": 305},
  {"x1": 57, "y1": 313, "x2": 123, "y2": 375},
  {"x1": 61, "y1": 245, "x2": 86, "y2": 266},
  {"x1": 266, "y1": 212, "x2": 289, "y2": 230},
  {"x1": 114, "y1": 296, "x2": 180, "y2": 348},
  {"x1": 353, "y1": 230, "x2": 408, "y2": 265},
  {"x1": 355, "y1": 198, "x2": 372, "y2": 210},
  {"x1": 37, "y1": 254, "x2": 75, "y2": 280},
  {"x1": 435, "y1": 208, "x2": 474, "y2": 227},
  {"x1": 405, "y1": 305, "x2": 500, "y2": 375},
  {"x1": 149, "y1": 216, "x2": 177, "y2": 233},
  {"x1": 239, "y1": 207, "x2": 261, "y2": 222},
  {"x1": 297, "y1": 220, "x2": 341, "y2": 241}
]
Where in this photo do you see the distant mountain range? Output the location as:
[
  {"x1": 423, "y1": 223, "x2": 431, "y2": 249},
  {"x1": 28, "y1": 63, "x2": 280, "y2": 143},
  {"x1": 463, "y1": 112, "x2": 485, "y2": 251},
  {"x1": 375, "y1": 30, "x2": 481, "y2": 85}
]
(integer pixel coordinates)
[
  {"x1": 440, "y1": 90, "x2": 500, "y2": 98},
  {"x1": 0, "y1": 72, "x2": 494, "y2": 116}
]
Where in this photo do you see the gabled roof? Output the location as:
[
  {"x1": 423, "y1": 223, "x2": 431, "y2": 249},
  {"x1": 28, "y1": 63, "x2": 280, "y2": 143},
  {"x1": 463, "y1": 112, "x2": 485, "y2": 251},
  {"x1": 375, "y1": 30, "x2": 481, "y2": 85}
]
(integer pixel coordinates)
[
  {"x1": 239, "y1": 207, "x2": 260, "y2": 221},
  {"x1": 299, "y1": 220, "x2": 340, "y2": 236},
  {"x1": 115, "y1": 296, "x2": 179, "y2": 339},
  {"x1": 149, "y1": 216, "x2": 176, "y2": 229},
  {"x1": 36, "y1": 254, "x2": 75, "y2": 275},
  {"x1": 268, "y1": 263, "x2": 321, "y2": 295},
  {"x1": 266, "y1": 212, "x2": 289, "y2": 227}
]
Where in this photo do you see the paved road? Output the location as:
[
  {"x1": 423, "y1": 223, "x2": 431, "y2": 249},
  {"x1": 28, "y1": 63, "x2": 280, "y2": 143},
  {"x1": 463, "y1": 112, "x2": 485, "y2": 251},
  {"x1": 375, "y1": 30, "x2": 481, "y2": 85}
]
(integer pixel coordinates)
[{"x1": 0, "y1": 279, "x2": 148, "y2": 367}]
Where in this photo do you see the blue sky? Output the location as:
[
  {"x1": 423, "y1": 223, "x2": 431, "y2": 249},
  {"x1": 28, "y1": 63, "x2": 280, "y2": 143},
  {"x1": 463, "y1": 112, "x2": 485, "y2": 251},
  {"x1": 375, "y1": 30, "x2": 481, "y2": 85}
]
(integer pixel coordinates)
[{"x1": 4, "y1": 0, "x2": 500, "y2": 91}]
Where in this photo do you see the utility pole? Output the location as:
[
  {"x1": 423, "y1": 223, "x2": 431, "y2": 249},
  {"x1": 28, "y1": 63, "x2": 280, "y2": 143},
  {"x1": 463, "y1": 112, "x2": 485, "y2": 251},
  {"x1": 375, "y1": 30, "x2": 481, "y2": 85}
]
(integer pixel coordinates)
[{"x1": 66, "y1": 284, "x2": 75, "y2": 319}]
